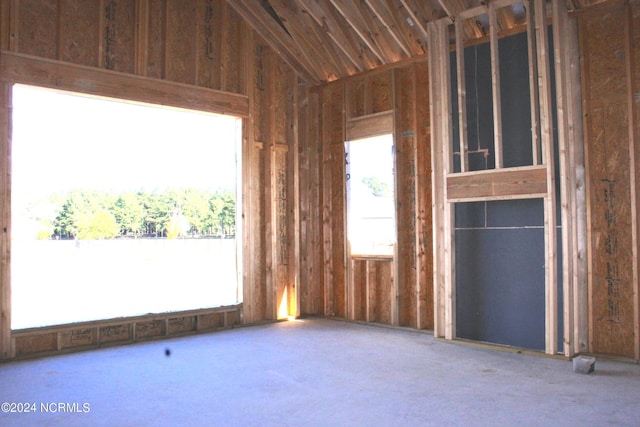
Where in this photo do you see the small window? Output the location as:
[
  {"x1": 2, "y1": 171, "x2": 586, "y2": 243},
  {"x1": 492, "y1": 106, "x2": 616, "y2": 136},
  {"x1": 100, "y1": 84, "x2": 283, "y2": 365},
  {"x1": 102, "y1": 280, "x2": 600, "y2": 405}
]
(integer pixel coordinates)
[{"x1": 345, "y1": 134, "x2": 395, "y2": 256}]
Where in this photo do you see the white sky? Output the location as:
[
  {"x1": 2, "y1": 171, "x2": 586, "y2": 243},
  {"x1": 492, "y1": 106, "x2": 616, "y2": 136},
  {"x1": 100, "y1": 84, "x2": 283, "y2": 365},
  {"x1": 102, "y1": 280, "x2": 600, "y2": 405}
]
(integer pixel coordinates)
[{"x1": 11, "y1": 84, "x2": 240, "y2": 200}]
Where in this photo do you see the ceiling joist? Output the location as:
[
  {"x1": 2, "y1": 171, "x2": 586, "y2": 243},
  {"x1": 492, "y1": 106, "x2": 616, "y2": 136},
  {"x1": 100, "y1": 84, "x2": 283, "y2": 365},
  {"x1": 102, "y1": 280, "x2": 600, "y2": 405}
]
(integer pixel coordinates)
[{"x1": 226, "y1": 0, "x2": 613, "y2": 84}]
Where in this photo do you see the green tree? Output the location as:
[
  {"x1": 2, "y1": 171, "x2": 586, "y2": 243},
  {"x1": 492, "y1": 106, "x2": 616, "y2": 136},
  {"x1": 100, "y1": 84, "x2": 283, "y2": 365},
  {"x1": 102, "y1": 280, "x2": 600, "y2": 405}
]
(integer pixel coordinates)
[
  {"x1": 114, "y1": 192, "x2": 144, "y2": 236},
  {"x1": 75, "y1": 209, "x2": 120, "y2": 240},
  {"x1": 362, "y1": 176, "x2": 391, "y2": 196}
]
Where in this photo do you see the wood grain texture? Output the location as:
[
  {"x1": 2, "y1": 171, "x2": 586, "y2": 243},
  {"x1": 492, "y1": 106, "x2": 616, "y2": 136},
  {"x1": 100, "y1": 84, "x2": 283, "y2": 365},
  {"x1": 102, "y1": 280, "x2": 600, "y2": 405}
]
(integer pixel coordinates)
[
  {"x1": 582, "y1": 4, "x2": 636, "y2": 357},
  {"x1": 18, "y1": 0, "x2": 58, "y2": 60},
  {"x1": 165, "y1": 0, "x2": 196, "y2": 84},
  {"x1": 60, "y1": 0, "x2": 99, "y2": 66},
  {"x1": 0, "y1": 51, "x2": 249, "y2": 117},
  {"x1": 0, "y1": 83, "x2": 10, "y2": 360},
  {"x1": 446, "y1": 165, "x2": 548, "y2": 202}
]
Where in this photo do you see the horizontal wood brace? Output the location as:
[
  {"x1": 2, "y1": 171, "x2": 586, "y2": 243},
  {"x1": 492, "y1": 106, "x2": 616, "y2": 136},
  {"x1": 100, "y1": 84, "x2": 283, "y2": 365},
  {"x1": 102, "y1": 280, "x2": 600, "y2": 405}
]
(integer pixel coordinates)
[
  {"x1": 0, "y1": 51, "x2": 250, "y2": 117},
  {"x1": 346, "y1": 110, "x2": 394, "y2": 141},
  {"x1": 446, "y1": 165, "x2": 548, "y2": 202}
]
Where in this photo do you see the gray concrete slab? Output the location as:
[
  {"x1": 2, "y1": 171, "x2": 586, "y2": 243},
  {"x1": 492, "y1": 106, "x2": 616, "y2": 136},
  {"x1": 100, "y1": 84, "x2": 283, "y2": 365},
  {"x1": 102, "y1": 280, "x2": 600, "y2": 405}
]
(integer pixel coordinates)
[{"x1": 0, "y1": 318, "x2": 639, "y2": 426}]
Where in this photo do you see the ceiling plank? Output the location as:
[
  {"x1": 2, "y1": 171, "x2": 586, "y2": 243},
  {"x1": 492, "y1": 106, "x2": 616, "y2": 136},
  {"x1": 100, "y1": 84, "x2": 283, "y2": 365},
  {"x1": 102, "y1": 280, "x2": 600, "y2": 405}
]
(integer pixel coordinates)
[
  {"x1": 298, "y1": 0, "x2": 371, "y2": 72},
  {"x1": 384, "y1": 0, "x2": 426, "y2": 54},
  {"x1": 356, "y1": 0, "x2": 406, "y2": 63},
  {"x1": 364, "y1": 0, "x2": 412, "y2": 57},
  {"x1": 397, "y1": 0, "x2": 430, "y2": 41},
  {"x1": 269, "y1": 0, "x2": 349, "y2": 80},
  {"x1": 329, "y1": 0, "x2": 388, "y2": 63},
  {"x1": 227, "y1": 0, "x2": 322, "y2": 84}
]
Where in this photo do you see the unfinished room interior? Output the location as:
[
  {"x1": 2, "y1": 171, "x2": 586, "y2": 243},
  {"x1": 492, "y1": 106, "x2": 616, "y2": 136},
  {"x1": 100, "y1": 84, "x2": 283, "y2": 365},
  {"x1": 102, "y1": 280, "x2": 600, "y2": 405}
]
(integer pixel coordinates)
[{"x1": 1, "y1": 0, "x2": 640, "y2": 425}]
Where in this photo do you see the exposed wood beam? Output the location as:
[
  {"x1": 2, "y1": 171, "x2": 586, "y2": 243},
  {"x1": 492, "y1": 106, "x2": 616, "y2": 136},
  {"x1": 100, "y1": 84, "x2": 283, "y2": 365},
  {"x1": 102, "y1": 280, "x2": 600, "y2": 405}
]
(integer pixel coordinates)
[
  {"x1": 269, "y1": 0, "x2": 347, "y2": 80},
  {"x1": 489, "y1": 1, "x2": 503, "y2": 168},
  {"x1": 356, "y1": 0, "x2": 405, "y2": 63},
  {"x1": 329, "y1": 0, "x2": 388, "y2": 64},
  {"x1": 398, "y1": 0, "x2": 429, "y2": 41},
  {"x1": 0, "y1": 83, "x2": 10, "y2": 360},
  {"x1": 455, "y1": 18, "x2": 469, "y2": 172},
  {"x1": 0, "y1": 50, "x2": 250, "y2": 117},
  {"x1": 299, "y1": 0, "x2": 370, "y2": 71},
  {"x1": 534, "y1": 0, "x2": 558, "y2": 356},
  {"x1": 227, "y1": 0, "x2": 321, "y2": 84},
  {"x1": 384, "y1": 0, "x2": 426, "y2": 54},
  {"x1": 441, "y1": 0, "x2": 485, "y2": 40},
  {"x1": 526, "y1": 0, "x2": 541, "y2": 165},
  {"x1": 364, "y1": 0, "x2": 412, "y2": 57}
]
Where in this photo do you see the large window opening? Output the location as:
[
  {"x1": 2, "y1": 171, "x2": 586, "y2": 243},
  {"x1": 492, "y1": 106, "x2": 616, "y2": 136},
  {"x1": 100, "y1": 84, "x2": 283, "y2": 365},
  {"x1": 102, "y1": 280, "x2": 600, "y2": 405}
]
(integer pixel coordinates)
[
  {"x1": 345, "y1": 134, "x2": 395, "y2": 256},
  {"x1": 11, "y1": 84, "x2": 242, "y2": 329}
]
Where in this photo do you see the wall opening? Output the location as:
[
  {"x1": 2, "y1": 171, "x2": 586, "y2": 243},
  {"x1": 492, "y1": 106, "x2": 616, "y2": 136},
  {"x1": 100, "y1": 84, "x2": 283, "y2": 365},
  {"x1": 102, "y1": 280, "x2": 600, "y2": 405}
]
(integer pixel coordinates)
[
  {"x1": 345, "y1": 134, "x2": 395, "y2": 256},
  {"x1": 11, "y1": 84, "x2": 242, "y2": 329}
]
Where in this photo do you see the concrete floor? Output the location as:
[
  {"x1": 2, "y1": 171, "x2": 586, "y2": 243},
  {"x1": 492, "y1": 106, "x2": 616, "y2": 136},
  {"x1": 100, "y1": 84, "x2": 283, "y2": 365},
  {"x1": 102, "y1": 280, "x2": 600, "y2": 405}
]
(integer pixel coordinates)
[{"x1": 0, "y1": 318, "x2": 639, "y2": 427}]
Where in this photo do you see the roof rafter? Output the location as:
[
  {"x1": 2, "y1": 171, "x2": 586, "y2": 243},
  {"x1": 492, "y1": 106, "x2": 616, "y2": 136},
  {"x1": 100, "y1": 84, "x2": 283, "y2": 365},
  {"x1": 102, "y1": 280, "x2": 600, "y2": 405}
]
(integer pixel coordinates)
[
  {"x1": 364, "y1": 0, "x2": 412, "y2": 57},
  {"x1": 269, "y1": 0, "x2": 350, "y2": 80},
  {"x1": 298, "y1": 0, "x2": 371, "y2": 71},
  {"x1": 227, "y1": 0, "x2": 322, "y2": 84},
  {"x1": 328, "y1": 0, "x2": 388, "y2": 64}
]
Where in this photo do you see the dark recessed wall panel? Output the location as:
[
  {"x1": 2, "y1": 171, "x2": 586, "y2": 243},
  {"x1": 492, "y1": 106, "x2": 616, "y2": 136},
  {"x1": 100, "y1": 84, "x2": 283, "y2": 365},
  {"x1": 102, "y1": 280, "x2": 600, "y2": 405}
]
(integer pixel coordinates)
[{"x1": 455, "y1": 227, "x2": 545, "y2": 350}]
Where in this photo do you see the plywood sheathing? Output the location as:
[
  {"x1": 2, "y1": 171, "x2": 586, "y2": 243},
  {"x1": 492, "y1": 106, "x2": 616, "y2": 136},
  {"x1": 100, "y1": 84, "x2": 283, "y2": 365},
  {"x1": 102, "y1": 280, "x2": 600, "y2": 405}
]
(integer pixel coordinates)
[
  {"x1": 307, "y1": 59, "x2": 431, "y2": 329},
  {"x1": 581, "y1": 3, "x2": 637, "y2": 358},
  {"x1": 0, "y1": 0, "x2": 303, "y2": 358},
  {"x1": 298, "y1": 86, "x2": 324, "y2": 316},
  {"x1": 10, "y1": 306, "x2": 242, "y2": 359},
  {"x1": 321, "y1": 82, "x2": 347, "y2": 317},
  {"x1": 632, "y1": 3, "x2": 640, "y2": 361}
]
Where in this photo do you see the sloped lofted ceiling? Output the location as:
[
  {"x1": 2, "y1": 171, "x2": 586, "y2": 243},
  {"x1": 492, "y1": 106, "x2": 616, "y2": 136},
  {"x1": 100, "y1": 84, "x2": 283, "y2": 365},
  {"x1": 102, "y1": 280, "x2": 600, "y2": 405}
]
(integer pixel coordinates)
[{"x1": 227, "y1": 0, "x2": 611, "y2": 85}]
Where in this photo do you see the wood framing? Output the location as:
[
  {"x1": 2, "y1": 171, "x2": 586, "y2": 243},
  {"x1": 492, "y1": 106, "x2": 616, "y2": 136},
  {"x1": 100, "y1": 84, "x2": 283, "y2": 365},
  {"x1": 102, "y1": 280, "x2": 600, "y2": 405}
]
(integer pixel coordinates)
[
  {"x1": 489, "y1": 2, "x2": 504, "y2": 169},
  {"x1": 0, "y1": 51, "x2": 249, "y2": 117},
  {"x1": 10, "y1": 305, "x2": 242, "y2": 360},
  {"x1": 534, "y1": 0, "x2": 558, "y2": 355},
  {"x1": 0, "y1": 83, "x2": 10, "y2": 360},
  {"x1": 630, "y1": 2, "x2": 640, "y2": 361},
  {"x1": 455, "y1": 18, "x2": 469, "y2": 173},
  {"x1": 580, "y1": 2, "x2": 637, "y2": 359},
  {"x1": 346, "y1": 110, "x2": 393, "y2": 141},
  {"x1": 446, "y1": 166, "x2": 547, "y2": 202},
  {"x1": 428, "y1": 19, "x2": 454, "y2": 339}
]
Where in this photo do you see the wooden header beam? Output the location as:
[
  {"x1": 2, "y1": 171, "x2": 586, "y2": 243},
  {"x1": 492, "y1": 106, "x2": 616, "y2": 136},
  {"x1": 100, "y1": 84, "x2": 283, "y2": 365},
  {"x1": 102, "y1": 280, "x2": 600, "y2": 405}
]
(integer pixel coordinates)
[{"x1": 0, "y1": 51, "x2": 250, "y2": 117}]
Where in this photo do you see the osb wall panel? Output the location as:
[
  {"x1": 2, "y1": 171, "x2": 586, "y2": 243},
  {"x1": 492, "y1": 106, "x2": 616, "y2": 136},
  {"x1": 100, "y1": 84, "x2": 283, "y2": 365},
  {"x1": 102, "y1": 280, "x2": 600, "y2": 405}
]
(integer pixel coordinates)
[
  {"x1": 415, "y1": 61, "x2": 433, "y2": 330},
  {"x1": 368, "y1": 260, "x2": 393, "y2": 324},
  {"x1": 582, "y1": 5, "x2": 635, "y2": 357},
  {"x1": 59, "y1": 0, "x2": 100, "y2": 67},
  {"x1": 321, "y1": 82, "x2": 347, "y2": 317},
  {"x1": 9, "y1": 306, "x2": 241, "y2": 359},
  {"x1": 16, "y1": 0, "x2": 58, "y2": 59},
  {"x1": 306, "y1": 60, "x2": 432, "y2": 329},
  {"x1": 346, "y1": 70, "x2": 393, "y2": 120},
  {"x1": 351, "y1": 259, "x2": 367, "y2": 321},
  {"x1": 5, "y1": 0, "x2": 250, "y2": 95},
  {"x1": 146, "y1": 0, "x2": 166, "y2": 79},
  {"x1": 165, "y1": 0, "x2": 196, "y2": 85},
  {"x1": 395, "y1": 66, "x2": 418, "y2": 328},
  {"x1": 14, "y1": 333, "x2": 56, "y2": 357},
  {"x1": 101, "y1": 0, "x2": 135, "y2": 73},
  {"x1": 299, "y1": 86, "x2": 324, "y2": 315}
]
